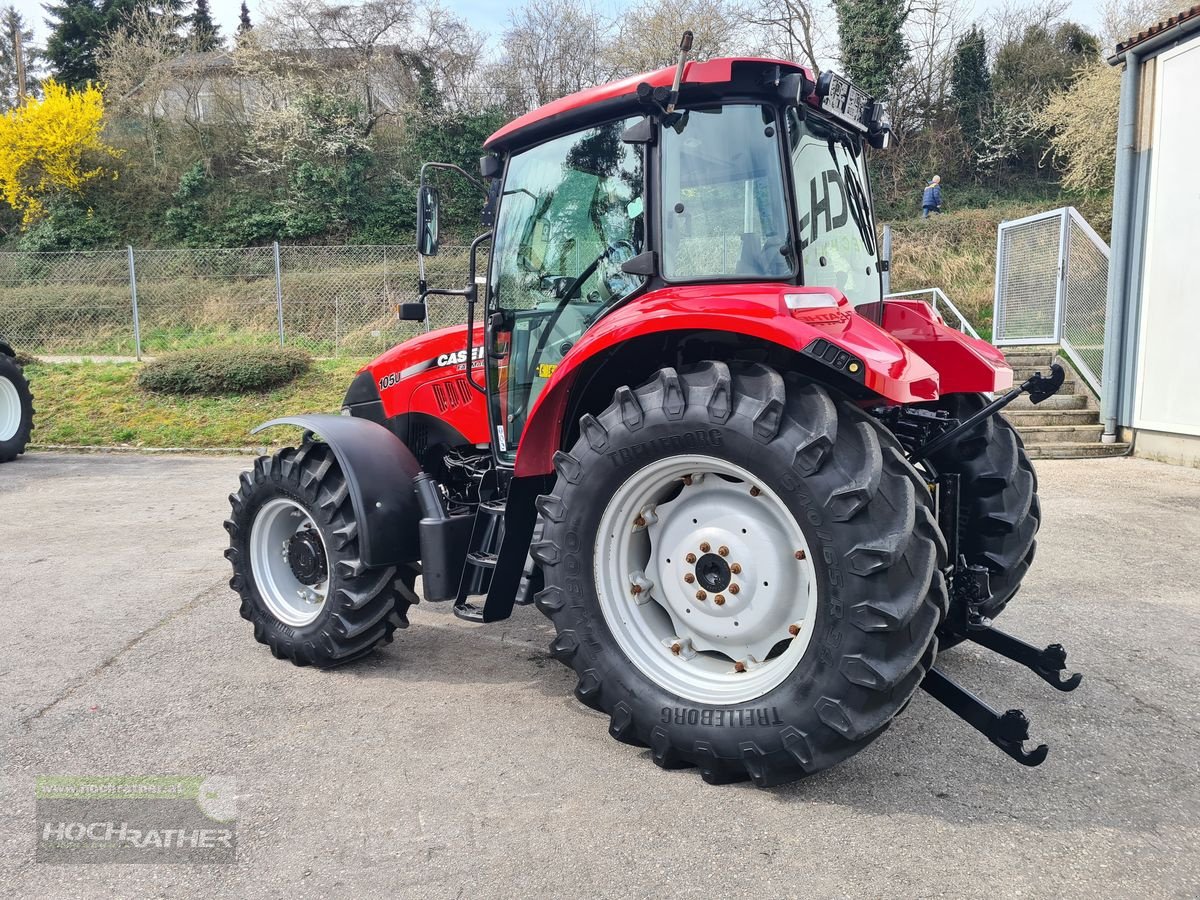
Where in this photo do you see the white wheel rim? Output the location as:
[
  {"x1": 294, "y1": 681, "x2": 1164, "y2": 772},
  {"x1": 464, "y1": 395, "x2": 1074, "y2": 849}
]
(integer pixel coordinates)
[
  {"x1": 249, "y1": 498, "x2": 330, "y2": 627},
  {"x1": 595, "y1": 455, "x2": 819, "y2": 705},
  {"x1": 0, "y1": 375, "x2": 20, "y2": 442}
]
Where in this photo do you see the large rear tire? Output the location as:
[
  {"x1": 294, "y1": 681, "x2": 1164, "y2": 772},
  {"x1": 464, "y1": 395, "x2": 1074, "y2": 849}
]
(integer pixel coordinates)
[
  {"x1": 224, "y1": 441, "x2": 417, "y2": 667},
  {"x1": 926, "y1": 393, "x2": 1039, "y2": 639},
  {"x1": 0, "y1": 352, "x2": 33, "y2": 463},
  {"x1": 533, "y1": 363, "x2": 947, "y2": 786}
]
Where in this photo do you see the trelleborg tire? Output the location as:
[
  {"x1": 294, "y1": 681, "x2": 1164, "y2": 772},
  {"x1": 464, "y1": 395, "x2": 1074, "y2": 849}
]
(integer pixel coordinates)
[
  {"x1": 925, "y1": 393, "x2": 1039, "y2": 642},
  {"x1": 532, "y1": 362, "x2": 948, "y2": 786},
  {"x1": 224, "y1": 440, "x2": 417, "y2": 668},
  {"x1": 0, "y1": 352, "x2": 33, "y2": 463}
]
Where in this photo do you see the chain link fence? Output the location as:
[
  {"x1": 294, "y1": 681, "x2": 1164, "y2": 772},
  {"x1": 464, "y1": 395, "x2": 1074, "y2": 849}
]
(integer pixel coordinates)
[
  {"x1": 992, "y1": 207, "x2": 1109, "y2": 395},
  {"x1": 0, "y1": 243, "x2": 476, "y2": 358}
]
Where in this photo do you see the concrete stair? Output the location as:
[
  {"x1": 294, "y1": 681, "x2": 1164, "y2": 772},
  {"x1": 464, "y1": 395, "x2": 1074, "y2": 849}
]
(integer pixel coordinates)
[{"x1": 999, "y1": 347, "x2": 1129, "y2": 460}]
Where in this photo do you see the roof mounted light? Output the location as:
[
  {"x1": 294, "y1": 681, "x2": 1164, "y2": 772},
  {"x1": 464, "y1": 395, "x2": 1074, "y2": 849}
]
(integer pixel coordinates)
[{"x1": 815, "y1": 71, "x2": 874, "y2": 133}]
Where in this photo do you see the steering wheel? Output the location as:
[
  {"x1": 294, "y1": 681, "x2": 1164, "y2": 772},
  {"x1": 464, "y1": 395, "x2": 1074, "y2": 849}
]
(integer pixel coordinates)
[{"x1": 526, "y1": 240, "x2": 638, "y2": 381}]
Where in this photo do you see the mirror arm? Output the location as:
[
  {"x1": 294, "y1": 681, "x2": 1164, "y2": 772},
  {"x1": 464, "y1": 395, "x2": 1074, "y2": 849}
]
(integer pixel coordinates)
[
  {"x1": 462, "y1": 230, "x2": 493, "y2": 396},
  {"x1": 419, "y1": 161, "x2": 490, "y2": 198}
]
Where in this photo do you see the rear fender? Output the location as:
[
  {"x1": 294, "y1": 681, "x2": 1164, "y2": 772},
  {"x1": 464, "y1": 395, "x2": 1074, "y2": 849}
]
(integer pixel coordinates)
[
  {"x1": 880, "y1": 298, "x2": 1013, "y2": 394},
  {"x1": 253, "y1": 414, "x2": 423, "y2": 568},
  {"x1": 513, "y1": 284, "x2": 941, "y2": 477}
]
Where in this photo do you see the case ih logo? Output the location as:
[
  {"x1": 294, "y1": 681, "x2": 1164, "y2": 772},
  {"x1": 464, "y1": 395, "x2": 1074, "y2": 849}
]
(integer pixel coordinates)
[{"x1": 436, "y1": 347, "x2": 484, "y2": 368}]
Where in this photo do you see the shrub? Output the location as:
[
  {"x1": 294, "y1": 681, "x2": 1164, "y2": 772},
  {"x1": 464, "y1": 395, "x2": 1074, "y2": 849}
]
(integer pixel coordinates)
[{"x1": 138, "y1": 346, "x2": 311, "y2": 395}]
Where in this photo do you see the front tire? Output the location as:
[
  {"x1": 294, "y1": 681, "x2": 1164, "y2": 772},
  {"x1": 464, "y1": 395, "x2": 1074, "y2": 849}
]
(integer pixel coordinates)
[
  {"x1": 224, "y1": 441, "x2": 417, "y2": 667},
  {"x1": 0, "y1": 353, "x2": 33, "y2": 463},
  {"x1": 533, "y1": 363, "x2": 948, "y2": 786}
]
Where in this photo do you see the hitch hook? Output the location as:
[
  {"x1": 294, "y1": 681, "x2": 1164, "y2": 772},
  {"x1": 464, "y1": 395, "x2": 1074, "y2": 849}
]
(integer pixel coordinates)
[
  {"x1": 922, "y1": 667, "x2": 1049, "y2": 767},
  {"x1": 968, "y1": 627, "x2": 1083, "y2": 692}
]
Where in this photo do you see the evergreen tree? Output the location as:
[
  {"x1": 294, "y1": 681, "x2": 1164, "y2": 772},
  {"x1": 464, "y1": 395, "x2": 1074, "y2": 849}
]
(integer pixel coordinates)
[
  {"x1": 237, "y1": 1, "x2": 252, "y2": 35},
  {"x1": 189, "y1": 0, "x2": 223, "y2": 51},
  {"x1": 951, "y1": 26, "x2": 991, "y2": 148},
  {"x1": 832, "y1": 0, "x2": 908, "y2": 103}
]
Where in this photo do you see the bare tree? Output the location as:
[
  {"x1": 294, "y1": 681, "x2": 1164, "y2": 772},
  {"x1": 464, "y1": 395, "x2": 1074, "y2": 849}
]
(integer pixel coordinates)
[
  {"x1": 892, "y1": 0, "x2": 972, "y2": 131},
  {"x1": 1099, "y1": 0, "x2": 1180, "y2": 54},
  {"x1": 984, "y1": 0, "x2": 1070, "y2": 62},
  {"x1": 742, "y1": 0, "x2": 834, "y2": 75},
  {"x1": 489, "y1": 0, "x2": 615, "y2": 112},
  {"x1": 610, "y1": 0, "x2": 751, "y2": 75}
]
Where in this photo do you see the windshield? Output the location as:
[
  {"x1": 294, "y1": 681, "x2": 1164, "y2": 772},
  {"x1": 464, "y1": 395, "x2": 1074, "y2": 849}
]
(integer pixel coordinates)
[
  {"x1": 487, "y1": 118, "x2": 645, "y2": 461},
  {"x1": 784, "y1": 108, "x2": 881, "y2": 309},
  {"x1": 660, "y1": 104, "x2": 794, "y2": 280}
]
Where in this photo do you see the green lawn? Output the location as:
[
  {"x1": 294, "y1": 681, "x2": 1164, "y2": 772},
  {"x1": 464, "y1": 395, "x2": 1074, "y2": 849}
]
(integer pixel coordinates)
[{"x1": 24, "y1": 358, "x2": 369, "y2": 449}]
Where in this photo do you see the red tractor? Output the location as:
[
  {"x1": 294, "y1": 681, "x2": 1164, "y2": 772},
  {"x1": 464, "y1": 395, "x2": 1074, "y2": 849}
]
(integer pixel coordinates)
[{"x1": 225, "y1": 44, "x2": 1080, "y2": 786}]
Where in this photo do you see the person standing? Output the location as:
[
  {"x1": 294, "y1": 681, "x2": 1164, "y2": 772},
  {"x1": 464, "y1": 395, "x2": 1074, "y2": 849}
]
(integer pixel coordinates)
[{"x1": 921, "y1": 175, "x2": 943, "y2": 218}]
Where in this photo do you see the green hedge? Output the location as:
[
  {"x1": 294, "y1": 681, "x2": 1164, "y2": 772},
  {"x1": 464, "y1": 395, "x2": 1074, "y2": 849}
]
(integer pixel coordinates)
[{"x1": 138, "y1": 347, "x2": 312, "y2": 395}]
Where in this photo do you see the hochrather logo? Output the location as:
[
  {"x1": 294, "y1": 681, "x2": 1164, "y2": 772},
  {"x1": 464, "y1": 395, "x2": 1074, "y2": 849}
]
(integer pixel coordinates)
[{"x1": 35, "y1": 776, "x2": 237, "y2": 864}]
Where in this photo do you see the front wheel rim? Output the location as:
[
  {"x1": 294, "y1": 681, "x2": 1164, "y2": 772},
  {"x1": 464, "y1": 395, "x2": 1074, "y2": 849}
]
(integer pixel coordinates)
[
  {"x1": 595, "y1": 454, "x2": 819, "y2": 705},
  {"x1": 250, "y1": 498, "x2": 331, "y2": 627},
  {"x1": 0, "y1": 375, "x2": 20, "y2": 442}
]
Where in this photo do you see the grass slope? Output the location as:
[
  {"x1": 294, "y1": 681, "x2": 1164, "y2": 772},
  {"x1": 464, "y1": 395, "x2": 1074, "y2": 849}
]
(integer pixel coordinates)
[
  {"x1": 25, "y1": 358, "x2": 367, "y2": 449},
  {"x1": 886, "y1": 196, "x2": 1110, "y2": 339}
]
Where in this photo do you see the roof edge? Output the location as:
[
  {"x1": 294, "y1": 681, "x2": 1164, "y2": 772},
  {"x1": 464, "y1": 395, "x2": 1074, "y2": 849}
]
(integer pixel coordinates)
[{"x1": 1110, "y1": 4, "x2": 1200, "y2": 63}]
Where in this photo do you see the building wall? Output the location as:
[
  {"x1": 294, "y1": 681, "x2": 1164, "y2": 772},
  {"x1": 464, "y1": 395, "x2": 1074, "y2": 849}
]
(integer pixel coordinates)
[{"x1": 1130, "y1": 36, "x2": 1200, "y2": 455}]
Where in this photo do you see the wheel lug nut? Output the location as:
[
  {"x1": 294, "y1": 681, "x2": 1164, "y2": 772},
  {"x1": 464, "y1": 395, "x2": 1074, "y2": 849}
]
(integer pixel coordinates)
[
  {"x1": 695, "y1": 590, "x2": 707, "y2": 601},
  {"x1": 718, "y1": 545, "x2": 729, "y2": 556},
  {"x1": 684, "y1": 573, "x2": 695, "y2": 584},
  {"x1": 671, "y1": 642, "x2": 682, "y2": 655},
  {"x1": 734, "y1": 661, "x2": 746, "y2": 673},
  {"x1": 714, "y1": 594, "x2": 726, "y2": 606},
  {"x1": 682, "y1": 474, "x2": 693, "y2": 485},
  {"x1": 729, "y1": 584, "x2": 740, "y2": 595},
  {"x1": 634, "y1": 514, "x2": 646, "y2": 527},
  {"x1": 685, "y1": 553, "x2": 696, "y2": 564},
  {"x1": 631, "y1": 584, "x2": 643, "y2": 595},
  {"x1": 730, "y1": 563, "x2": 742, "y2": 574},
  {"x1": 699, "y1": 542, "x2": 711, "y2": 553},
  {"x1": 794, "y1": 549, "x2": 806, "y2": 560},
  {"x1": 750, "y1": 486, "x2": 761, "y2": 497},
  {"x1": 788, "y1": 624, "x2": 801, "y2": 636}
]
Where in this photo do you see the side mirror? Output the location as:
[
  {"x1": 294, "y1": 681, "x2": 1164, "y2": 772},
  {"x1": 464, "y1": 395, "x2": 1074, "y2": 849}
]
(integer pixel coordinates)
[
  {"x1": 417, "y1": 184, "x2": 440, "y2": 257},
  {"x1": 398, "y1": 302, "x2": 427, "y2": 321}
]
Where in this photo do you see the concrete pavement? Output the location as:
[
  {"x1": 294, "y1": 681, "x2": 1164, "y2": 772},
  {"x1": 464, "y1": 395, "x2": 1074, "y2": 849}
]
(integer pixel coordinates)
[{"x1": 1, "y1": 453, "x2": 1198, "y2": 898}]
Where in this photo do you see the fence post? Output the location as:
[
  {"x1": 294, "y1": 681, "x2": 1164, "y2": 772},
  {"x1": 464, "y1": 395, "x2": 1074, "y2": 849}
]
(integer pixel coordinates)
[
  {"x1": 1054, "y1": 209, "x2": 1070, "y2": 344},
  {"x1": 273, "y1": 241, "x2": 285, "y2": 347},
  {"x1": 881, "y1": 225, "x2": 892, "y2": 296},
  {"x1": 126, "y1": 245, "x2": 142, "y2": 361}
]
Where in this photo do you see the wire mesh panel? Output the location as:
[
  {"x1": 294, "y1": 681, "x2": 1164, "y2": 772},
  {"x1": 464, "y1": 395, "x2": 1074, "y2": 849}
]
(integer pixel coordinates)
[
  {"x1": 277, "y1": 245, "x2": 474, "y2": 357},
  {"x1": 0, "y1": 251, "x2": 133, "y2": 354},
  {"x1": 993, "y1": 212, "x2": 1063, "y2": 345},
  {"x1": 1062, "y1": 212, "x2": 1109, "y2": 394},
  {"x1": 133, "y1": 248, "x2": 279, "y2": 353}
]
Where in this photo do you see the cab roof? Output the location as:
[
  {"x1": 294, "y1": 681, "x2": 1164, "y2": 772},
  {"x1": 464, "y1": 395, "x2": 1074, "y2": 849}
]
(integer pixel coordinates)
[{"x1": 484, "y1": 57, "x2": 812, "y2": 153}]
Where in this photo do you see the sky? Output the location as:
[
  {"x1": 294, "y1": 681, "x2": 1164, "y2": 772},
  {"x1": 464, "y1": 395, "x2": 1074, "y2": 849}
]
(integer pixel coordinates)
[{"x1": 12, "y1": 0, "x2": 1110, "y2": 54}]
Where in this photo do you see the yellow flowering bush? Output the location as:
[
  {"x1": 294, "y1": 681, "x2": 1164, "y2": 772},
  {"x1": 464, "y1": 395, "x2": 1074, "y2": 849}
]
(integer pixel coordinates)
[{"x1": 0, "y1": 80, "x2": 119, "y2": 225}]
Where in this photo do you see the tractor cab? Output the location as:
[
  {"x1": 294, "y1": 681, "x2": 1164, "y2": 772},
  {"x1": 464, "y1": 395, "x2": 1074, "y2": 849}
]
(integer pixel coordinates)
[{"x1": 414, "y1": 57, "x2": 892, "y2": 465}]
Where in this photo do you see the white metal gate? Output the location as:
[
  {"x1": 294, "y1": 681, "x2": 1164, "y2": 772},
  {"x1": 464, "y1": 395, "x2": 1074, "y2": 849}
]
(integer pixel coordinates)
[{"x1": 992, "y1": 207, "x2": 1109, "y2": 395}]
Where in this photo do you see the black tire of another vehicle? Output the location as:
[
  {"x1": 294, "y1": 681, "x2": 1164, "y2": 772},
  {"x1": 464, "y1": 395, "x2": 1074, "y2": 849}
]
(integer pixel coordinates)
[{"x1": 0, "y1": 352, "x2": 33, "y2": 463}]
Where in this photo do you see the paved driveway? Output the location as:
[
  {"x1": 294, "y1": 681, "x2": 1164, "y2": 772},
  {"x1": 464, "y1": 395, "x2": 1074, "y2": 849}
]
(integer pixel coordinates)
[{"x1": 1, "y1": 453, "x2": 1198, "y2": 898}]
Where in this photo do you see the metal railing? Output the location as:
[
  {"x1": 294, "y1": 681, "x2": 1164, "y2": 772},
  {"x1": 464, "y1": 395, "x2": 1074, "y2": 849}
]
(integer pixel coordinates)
[
  {"x1": 0, "y1": 242, "x2": 476, "y2": 358},
  {"x1": 885, "y1": 287, "x2": 982, "y2": 341},
  {"x1": 992, "y1": 207, "x2": 1108, "y2": 395}
]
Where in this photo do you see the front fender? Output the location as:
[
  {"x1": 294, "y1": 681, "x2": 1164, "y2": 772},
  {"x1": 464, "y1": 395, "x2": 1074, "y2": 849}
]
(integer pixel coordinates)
[
  {"x1": 253, "y1": 414, "x2": 423, "y2": 568},
  {"x1": 513, "y1": 284, "x2": 941, "y2": 477}
]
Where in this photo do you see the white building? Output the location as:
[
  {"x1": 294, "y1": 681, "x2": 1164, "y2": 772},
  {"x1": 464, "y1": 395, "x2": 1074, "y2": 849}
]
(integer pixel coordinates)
[{"x1": 1105, "y1": 7, "x2": 1200, "y2": 466}]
